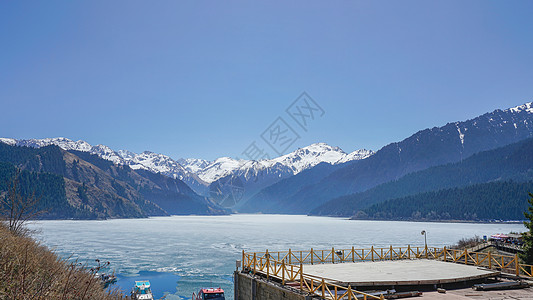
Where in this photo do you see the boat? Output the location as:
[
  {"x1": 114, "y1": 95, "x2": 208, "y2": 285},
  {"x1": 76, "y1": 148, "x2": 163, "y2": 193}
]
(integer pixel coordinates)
[
  {"x1": 96, "y1": 272, "x2": 117, "y2": 288},
  {"x1": 193, "y1": 288, "x2": 225, "y2": 300},
  {"x1": 131, "y1": 280, "x2": 154, "y2": 300}
]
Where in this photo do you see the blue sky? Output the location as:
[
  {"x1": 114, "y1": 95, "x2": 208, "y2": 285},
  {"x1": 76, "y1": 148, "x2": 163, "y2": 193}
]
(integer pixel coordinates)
[{"x1": 1, "y1": 1, "x2": 532, "y2": 160}]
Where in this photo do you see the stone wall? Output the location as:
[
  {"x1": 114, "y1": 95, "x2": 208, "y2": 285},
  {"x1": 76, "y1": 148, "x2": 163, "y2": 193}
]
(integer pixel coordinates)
[{"x1": 234, "y1": 271, "x2": 308, "y2": 300}]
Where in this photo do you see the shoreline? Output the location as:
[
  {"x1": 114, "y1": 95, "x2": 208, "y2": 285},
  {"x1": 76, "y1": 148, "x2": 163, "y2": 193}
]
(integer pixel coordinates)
[
  {"x1": 348, "y1": 216, "x2": 526, "y2": 225},
  {"x1": 28, "y1": 213, "x2": 526, "y2": 226}
]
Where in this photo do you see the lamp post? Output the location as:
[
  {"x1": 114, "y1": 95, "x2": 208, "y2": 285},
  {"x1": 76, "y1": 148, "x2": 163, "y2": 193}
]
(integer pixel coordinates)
[{"x1": 421, "y1": 230, "x2": 427, "y2": 249}]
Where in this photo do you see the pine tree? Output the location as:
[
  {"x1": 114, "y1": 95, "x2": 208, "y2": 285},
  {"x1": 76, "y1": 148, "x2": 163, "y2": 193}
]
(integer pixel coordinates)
[{"x1": 521, "y1": 192, "x2": 533, "y2": 264}]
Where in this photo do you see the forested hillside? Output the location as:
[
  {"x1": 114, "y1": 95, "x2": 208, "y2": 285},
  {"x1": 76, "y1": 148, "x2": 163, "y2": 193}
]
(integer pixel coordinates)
[
  {"x1": 359, "y1": 181, "x2": 533, "y2": 221},
  {"x1": 311, "y1": 137, "x2": 533, "y2": 218},
  {"x1": 0, "y1": 142, "x2": 227, "y2": 219}
]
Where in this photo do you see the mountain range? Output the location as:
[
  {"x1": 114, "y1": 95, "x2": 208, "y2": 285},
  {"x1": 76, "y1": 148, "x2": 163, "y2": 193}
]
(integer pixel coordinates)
[
  {"x1": 0, "y1": 142, "x2": 226, "y2": 219},
  {"x1": 240, "y1": 102, "x2": 533, "y2": 214},
  {"x1": 0, "y1": 138, "x2": 373, "y2": 208},
  {"x1": 311, "y1": 136, "x2": 533, "y2": 218},
  {"x1": 2, "y1": 101, "x2": 533, "y2": 220}
]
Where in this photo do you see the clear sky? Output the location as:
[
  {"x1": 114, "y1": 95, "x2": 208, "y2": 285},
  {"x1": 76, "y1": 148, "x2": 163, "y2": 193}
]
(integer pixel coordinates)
[{"x1": 1, "y1": 1, "x2": 532, "y2": 160}]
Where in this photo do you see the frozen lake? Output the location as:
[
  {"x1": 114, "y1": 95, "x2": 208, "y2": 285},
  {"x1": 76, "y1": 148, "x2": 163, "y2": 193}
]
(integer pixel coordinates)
[{"x1": 28, "y1": 214, "x2": 525, "y2": 299}]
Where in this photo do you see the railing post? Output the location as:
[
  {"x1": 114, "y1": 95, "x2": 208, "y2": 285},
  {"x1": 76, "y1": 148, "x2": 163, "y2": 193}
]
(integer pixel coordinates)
[
  {"x1": 515, "y1": 254, "x2": 520, "y2": 276},
  {"x1": 321, "y1": 278, "x2": 325, "y2": 298},
  {"x1": 443, "y1": 246, "x2": 447, "y2": 262},
  {"x1": 289, "y1": 248, "x2": 292, "y2": 265},
  {"x1": 253, "y1": 253, "x2": 257, "y2": 275},
  {"x1": 242, "y1": 250, "x2": 245, "y2": 269},
  {"x1": 311, "y1": 248, "x2": 314, "y2": 265},
  {"x1": 352, "y1": 246, "x2": 355, "y2": 263},
  {"x1": 408, "y1": 245, "x2": 411, "y2": 259},
  {"x1": 266, "y1": 255, "x2": 270, "y2": 279},
  {"x1": 281, "y1": 260, "x2": 286, "y2": 285},
  {"x1": 347, "y1": 285, "x2": 352, "y2": 300},
  {"x1": 390, "y1": 245, "x2": 393, "y2": 260},
  {"x1": 265, "y1": 249, "x2": 269, "y2": 273},
  {"x1": 332, "y1": 247, "x2": 335, "y2": 264},
  {"x1": 371, "y1": 246, "x2": 374, "y2": 262},
  {"x1": 299, "y1": 264, "x2": 303, "y2": 291},
  {"x1": 464, "y1": 249, "x2": 468, "y2": 265},
  {"x1": 291, "y1": 264, "x2": 294, "y2": 280},
  {"x1": 425, "y1": 245, "x2": 428, "y2": 259},
  {"x1": 488, "y1": 251, "x2": 492, "y2": 269}
]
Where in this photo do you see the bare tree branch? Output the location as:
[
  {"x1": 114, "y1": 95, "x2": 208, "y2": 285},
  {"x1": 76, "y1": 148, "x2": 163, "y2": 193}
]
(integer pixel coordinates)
[{"x1": 0, "y1": 169, "x2": 43, "y2": 236}]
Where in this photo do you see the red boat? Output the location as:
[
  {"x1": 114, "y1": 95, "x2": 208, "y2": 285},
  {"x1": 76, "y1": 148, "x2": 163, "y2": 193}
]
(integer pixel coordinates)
[{"x1": 193, "y1": 288, "x2": 225, "y2": 300}]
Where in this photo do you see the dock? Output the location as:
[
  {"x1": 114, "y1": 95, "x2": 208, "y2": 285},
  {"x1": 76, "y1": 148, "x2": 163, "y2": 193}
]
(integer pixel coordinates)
[
  {"x1": 303, "y1": 259, "x2": 499, "y2": 287},
  {"x1": 234, "y1": 245, "x2": 533, "y2": 300}
]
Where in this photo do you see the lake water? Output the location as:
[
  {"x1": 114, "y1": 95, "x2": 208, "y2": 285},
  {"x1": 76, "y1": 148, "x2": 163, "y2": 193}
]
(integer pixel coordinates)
[{"x1": 28, "y1": 214, "x2": 525, "y2": 299}]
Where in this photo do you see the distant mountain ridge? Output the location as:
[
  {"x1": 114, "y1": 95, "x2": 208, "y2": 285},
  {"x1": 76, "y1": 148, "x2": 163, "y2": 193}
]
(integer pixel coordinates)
[
  {"x1": 206, "y1": 144, "x2": 373, "y2": 206},
  {"x1": 311, "y1": 136, "x2": 533, "y2": 217},
  {"x1": 0, "y1": 138, "x2": 373, "y2": 204},
  {"x1": 0, "y1": 142, "x2": 227, "y2": 219},
  {"x1": 239, "y1": 101, "x2": 533, "y2": 214}
]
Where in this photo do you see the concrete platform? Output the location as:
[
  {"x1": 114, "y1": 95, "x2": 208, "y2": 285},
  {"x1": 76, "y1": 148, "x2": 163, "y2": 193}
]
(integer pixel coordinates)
[{"x1": 302, "y1": 259, "x2": 500, "y2": 286}]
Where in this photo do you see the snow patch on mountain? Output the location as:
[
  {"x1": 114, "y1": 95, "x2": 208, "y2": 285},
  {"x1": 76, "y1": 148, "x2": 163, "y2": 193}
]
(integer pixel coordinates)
[
  {"x1": 125, "y1": 151, "x2": 188, "y2": 177},
  {"x1": 508, "y1": 102, "x2": 533, "y2": 114},
  {"x1": 0, "y1": 138, "x2": 16, "y2": 146},
  {"x1": 177, "y1": 158, "x2": 211, "y2": 174},
  {"x1": 455, "y1": 123, "x2": 465, "y2": 146}
]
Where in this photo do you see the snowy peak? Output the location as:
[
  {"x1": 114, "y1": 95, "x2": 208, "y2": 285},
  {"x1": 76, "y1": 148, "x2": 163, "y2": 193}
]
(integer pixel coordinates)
[
  {"x1": 339, "y1": 149, "x2": 375, "y2": 163},
  {"x1": 507, "y1": 102, "x2": 533, "y2": 114},
  {"x1": 177, "y1": 158, "x2": 211, "y2": 173},
  {"x1": 90, "y1": 144, "x2": 124, "y2": 164},
  {"x1": 270, "y1": 142, "x2": 373, "y2": 174},
  {"x1": 125, "y1": 151, "x2": 187, "y2": 177},
  {"x1": 10, "y1": 137, "x2": 93, "y2": 152},
  {"x1": 195, "y1": 157, "x2": 245, "y2": 183},
  {"x1": 0, "y1": 138, "x2": 16, "y2": 146}
]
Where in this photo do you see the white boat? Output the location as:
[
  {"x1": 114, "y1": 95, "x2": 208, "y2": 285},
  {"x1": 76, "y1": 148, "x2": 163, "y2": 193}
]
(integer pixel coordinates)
[{"x1": 131, "y1": 280, "x2": 154, "y2": 300}]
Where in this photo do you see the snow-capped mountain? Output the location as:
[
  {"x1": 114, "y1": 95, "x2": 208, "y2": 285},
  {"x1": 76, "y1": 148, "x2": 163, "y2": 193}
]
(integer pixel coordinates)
[
  {"x1": 204, "y1": 143, "x2": 373, "y2": 207},
  {"x1": 177, "y1": 158, "x2": 211, "y2": 174},
  {"x1": 0, "y1": 137, "x2": 191, "y2": 180},
  {"x1": 0, "y1": 137, "x2": 373, "y2": 200},
  {"x1": 195, "y1": 143, "x2": 372, "y2": 183}
]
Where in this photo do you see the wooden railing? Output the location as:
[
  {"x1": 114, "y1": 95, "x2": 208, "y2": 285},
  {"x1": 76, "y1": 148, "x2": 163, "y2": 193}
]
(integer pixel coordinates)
[
  {"x1": 242, "y1": 250, "x2": 384, "y2": 300},
  {"x1": 242, "y1": 245, "x2": 533, "y2": 299},
  {"x1": 251, "y1": 246, "x2": 442, "y2": 266}
]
